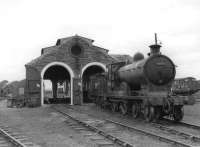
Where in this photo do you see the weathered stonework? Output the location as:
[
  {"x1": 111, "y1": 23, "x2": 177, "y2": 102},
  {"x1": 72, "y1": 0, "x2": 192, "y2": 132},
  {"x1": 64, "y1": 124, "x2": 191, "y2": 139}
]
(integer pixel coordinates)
[{"x1": 25, "y1": 35, "x2": 117, "y2": 106}]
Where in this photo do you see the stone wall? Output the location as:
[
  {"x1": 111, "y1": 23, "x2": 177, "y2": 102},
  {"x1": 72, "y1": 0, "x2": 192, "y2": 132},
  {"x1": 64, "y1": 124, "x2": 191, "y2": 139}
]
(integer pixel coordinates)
[
  {"x1": 25, "y1": 66, "x2": 41, "y2": 107},
  {"x1": 25, "y1": 35, "x2": 115, "y2": 106}
]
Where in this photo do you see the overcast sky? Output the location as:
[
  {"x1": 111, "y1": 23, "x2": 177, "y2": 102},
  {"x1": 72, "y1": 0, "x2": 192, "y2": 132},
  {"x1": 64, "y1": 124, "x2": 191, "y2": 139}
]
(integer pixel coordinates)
[{"x1": 0, "y1": 0, "x2": 199, "y2": 81}]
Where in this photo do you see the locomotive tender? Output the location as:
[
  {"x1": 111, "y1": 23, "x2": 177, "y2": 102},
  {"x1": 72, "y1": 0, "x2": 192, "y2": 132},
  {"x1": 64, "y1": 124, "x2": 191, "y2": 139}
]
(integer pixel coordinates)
[{"x1": 89, "y1": 34, "x2": 184, "y2": 122}]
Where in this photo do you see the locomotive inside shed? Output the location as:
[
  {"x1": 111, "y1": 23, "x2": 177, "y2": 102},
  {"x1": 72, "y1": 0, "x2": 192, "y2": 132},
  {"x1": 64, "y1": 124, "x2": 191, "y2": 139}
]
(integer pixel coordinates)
[{"x1": 82, "y1": 65, "x2": 105, "y2": 103}]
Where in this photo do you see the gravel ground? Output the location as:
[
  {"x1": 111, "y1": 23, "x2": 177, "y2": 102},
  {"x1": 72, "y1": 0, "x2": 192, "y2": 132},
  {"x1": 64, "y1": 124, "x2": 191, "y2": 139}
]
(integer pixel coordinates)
[
  {"x1": 0, "y1": 99, "x2": 200, "y2": 147},
  {"x1": 182, "y1": 102, "x2": 200, "y2": 125},
  {"x1": 0, "y1": 100, "x2": 96, "y2": 147},
  {"x1": 184, "y1": 102, "x2": 200, "y2": 118}
]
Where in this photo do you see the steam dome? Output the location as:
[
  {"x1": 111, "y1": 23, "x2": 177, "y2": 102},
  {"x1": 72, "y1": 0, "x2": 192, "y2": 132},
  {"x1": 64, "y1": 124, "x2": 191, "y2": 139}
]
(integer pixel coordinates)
[{"x1": 133, "y1": 52, "x2": 144, "y2": 61}]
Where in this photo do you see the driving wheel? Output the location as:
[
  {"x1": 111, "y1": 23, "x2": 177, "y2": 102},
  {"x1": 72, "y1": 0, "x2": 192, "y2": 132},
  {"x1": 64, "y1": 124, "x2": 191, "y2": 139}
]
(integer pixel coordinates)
[
  {"x1": 144, "y1": 105, "x2": 155, "y2": 122},
  {"x1": 132, "y1": 103, "x2": 140, "y2": 118},
  {"x1": 111, "y1": 102, "x2": 118, "y2": 112},
  {"x1": 119, "y1": 102, "x2": 128, "y2": 115}
]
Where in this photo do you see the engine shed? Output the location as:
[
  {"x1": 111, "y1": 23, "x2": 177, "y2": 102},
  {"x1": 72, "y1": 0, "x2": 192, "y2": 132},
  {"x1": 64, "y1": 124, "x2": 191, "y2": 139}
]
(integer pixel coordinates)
[{"x1": 25, "y1": 35, "x2": 128, "y2": 107}]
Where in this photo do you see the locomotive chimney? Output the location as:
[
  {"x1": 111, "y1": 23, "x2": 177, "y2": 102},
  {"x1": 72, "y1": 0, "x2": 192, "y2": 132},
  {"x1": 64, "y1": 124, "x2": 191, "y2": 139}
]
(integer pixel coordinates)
[{"x1": 149, "y1": 33, "x2": 161, "y2": 56}]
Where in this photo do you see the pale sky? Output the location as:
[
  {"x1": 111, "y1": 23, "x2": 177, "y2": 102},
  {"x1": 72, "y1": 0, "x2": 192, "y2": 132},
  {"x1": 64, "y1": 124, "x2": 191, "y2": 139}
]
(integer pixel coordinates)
[{"x1": 0, "y1": 0, "x2": 200, "y2": 81}]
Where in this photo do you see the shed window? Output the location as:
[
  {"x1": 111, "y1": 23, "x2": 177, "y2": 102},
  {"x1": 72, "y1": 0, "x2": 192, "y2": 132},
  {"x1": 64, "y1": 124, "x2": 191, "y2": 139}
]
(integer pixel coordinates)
[{"x1": 71, "y1": 44, "x2": 82, "y2": 56}]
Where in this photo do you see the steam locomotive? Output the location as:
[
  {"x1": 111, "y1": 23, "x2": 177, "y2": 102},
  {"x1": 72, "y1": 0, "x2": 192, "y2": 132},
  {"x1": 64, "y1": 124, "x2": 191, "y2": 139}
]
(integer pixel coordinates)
[{"x1": 89, "y1": 35, "x2": 184, "y2": 122}]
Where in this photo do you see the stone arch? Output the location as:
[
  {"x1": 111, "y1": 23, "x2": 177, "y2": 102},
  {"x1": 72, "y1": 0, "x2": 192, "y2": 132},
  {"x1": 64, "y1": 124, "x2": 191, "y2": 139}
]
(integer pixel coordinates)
[
  {"x1": 81, "y1": 62, "x2": 106, "y2": 77},
  {"x1": 41, "y1": 62, "x2": 74, "y2": 106},
  {"x1": 81, "y1": 62, "x2": 106, "y2": 103}
]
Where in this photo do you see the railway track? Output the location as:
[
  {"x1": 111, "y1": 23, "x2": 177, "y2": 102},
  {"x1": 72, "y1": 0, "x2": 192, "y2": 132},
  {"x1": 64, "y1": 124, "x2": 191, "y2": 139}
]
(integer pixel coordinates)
[
  {"x1": 67, "y1": 104, "x2": 200, "y2": 139},
  {"x1": 150, "y1": 121, "x2": 200, "y2": 142},
  {"x1": 100, "y1": 116, "x2": 200, "y2": 147},
  {"x1": 52, "y1": 106, "x2": 131, "y2": 147},
  {"x1": 52, "y1": 104, "x2": 200, "y2": 147},
  {"x1": 64, "y1": 104, "x2": 200, "y2": 134},
  {"x1": 0, "y1": 124, "x2": 39, "y2": 147},
  {"x1": 162, "y1": 117, "x2": 200, "y2": 131}
]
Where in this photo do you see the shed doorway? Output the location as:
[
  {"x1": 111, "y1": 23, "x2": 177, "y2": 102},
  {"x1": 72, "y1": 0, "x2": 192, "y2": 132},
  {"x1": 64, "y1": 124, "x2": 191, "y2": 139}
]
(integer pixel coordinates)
[
  {"x1": 42, "y1": 65, "x2": 71, "y2": 104},
  {"x1": 82, "y1": 64, "x2": 106, "y2": 103}
]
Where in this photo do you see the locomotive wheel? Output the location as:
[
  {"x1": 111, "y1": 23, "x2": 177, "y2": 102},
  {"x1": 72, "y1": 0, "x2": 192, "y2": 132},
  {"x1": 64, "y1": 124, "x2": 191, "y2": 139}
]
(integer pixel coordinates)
[
  {"x1": 144, "y1": 105, "x2": 155, "y2": 122},
  {"x1": 132, "y1": 103, "x2": 140, "y2": 118},
  {"x1": 111, "y1": 103, "x2": 118, "y2": 112},
  {"x1": 173, "y1": 107, "x2": 184, "y2": 122},
  {"x1": 119, "y1": 102, "x2": 128, "y2": 115}
]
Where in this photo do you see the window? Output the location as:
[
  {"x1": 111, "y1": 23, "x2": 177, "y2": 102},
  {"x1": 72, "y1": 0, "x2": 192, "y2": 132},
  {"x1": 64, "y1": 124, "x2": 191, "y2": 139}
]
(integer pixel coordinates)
[{"x1": 71, "y1": 44, "x2": 82, "y2": 56}]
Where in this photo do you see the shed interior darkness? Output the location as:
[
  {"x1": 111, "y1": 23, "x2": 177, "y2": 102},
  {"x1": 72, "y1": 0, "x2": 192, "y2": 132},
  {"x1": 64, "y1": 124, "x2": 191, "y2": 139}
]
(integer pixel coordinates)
[
  {"x1": 82, "y1": 65, "x2": 105, "y2": 102},
  {"x1": 43, "y1": 65, "x2": 70, "y2": 80}
]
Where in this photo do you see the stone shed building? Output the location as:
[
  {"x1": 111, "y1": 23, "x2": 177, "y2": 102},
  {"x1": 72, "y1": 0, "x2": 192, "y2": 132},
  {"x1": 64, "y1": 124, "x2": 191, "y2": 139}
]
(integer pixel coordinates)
[{"x1": 25, "y1": 35, "x2": 121, "y2": 106}]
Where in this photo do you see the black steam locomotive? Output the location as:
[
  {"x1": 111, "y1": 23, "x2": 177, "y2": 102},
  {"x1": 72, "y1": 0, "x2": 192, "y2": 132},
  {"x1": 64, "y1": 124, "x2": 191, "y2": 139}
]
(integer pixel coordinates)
[{"x1": 89, "y1": 35, "x2": 184, "y2": 122}]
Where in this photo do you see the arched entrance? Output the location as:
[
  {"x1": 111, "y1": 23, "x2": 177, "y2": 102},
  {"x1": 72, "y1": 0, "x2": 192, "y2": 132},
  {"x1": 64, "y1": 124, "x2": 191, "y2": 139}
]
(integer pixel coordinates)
[
  {"x1": 41, "y1": 62, "x2": 74, "y2": 106},
  {"x1": 81, "y1": 62, "x2": 106, "y2": 103}
]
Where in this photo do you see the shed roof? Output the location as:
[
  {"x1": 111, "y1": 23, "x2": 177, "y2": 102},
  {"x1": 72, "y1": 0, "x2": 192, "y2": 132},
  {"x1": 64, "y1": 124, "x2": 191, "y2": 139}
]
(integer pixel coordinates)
[
  {"x1": 41, "y1": 46, "x2": 58, "y2": 55},
  {"x1": 56, "y1": 35, "x2": 94, "y2": 46},
  {"x1": 26, "y1": 35, "x2": 113, "y2": 67}
]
